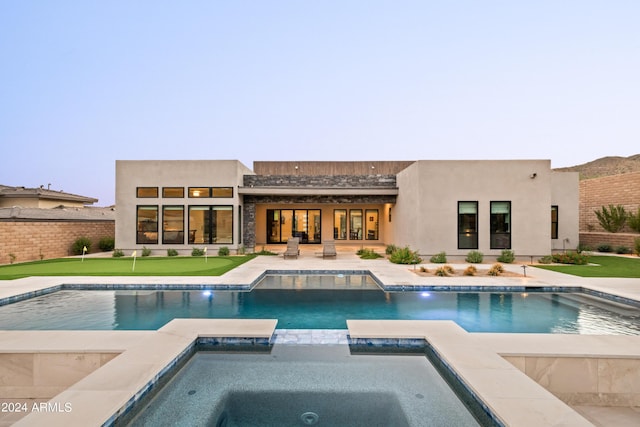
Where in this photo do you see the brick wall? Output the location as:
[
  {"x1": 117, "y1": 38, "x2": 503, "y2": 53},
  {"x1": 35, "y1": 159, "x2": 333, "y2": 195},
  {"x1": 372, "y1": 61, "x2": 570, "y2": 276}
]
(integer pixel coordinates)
[
  {"x1": 580, "y1": 171, "x2": 640, "y2": 232},
  {"x1": 579, "y1": 232, "x2": 638, "y2": 250},
  {"x1": 0, "y1": 220, "x2": 115, "y2": 264}
]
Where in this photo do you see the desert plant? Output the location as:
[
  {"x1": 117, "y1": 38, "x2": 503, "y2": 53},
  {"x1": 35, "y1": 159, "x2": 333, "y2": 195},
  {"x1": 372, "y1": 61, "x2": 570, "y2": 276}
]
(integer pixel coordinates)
[
  {"x1": 596, "y1": 243, "x2": 612, "y2": 253},
  {"x1": 9, "y1": 253, "x2": 16, "y2": 264},
  {"x1": 635, "y1": 237, "x2": 640, "y2": 256},
  {"x1": 255, "y1": 247, "x2": 277, "y2": 256},
  {"x1": 628, "y1": 208, "x2": 640, "y2": 233},
  {"x1": 616, "y1": 246, "x2": 632, "y2": 254},
  {"x1": 142, "y1": 246, "x2": 152, "y2": 257},
  {"x1": 538, "y1": 255, "x2": 553, "y2": 264},
  {"x1": 497, "y1": 249, "x2": 515, "y2": 263},
  {"x1": 429, "y1": 251, "x2": 447, "y2": 263},
  {"x1": 191, "y1": 247, "x2": 205, "y2": 256},
  {"x1": 419, "y1": 266, "x2": 428, "y2": 273},
  {"x1": 71, "y1": 236, "x2": 92, "y2": 255},
  {"x1": 167, "y1": 249, "x2": 178, "y2": 256},
  {"x1": 488, "y1": 263, "x2": 504, "y2": 276},
  {"x1": 389, "y1": 246, "x2": 422, "y2": 264},
  {"x1": 357, "y1": 248, "x2": 382, "y2": 259},
  {"x1": 218, "y1": 246, "x2": 230, "y2": 256},
  {"x1": 594, "y1": 204, "x2": 627, "y2": 233},
  {"x1": 435, "y1": 265, "x2": 454, "y2": 276},
  {"x1": 112, "y1": 249, "x2": 124, "y2": 257},
  {"x1": 576, "y1": 243, "x2": 592, "y2": 253},
  {"x1": 551, "y1": 251, "x2": 589, "y2": 265},
  {"x1": 385, "y1": 244, "x2": 399, "y2": 255},
  {"x1": 463, "y1": 265, "x2": 477, "y2": 276},
  {"x1": 465, "y1": 250, "x2": 484, "y2": 263},
  {"x1": 98, "y1": 236, "x2": 115, "y2": 252}
]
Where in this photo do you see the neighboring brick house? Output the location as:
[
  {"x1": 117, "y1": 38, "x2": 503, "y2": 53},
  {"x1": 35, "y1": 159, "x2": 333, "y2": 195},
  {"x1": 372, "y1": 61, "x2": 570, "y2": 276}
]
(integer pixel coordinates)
[
  {"x1": 579, "y1": 171, "x2": 640, "y2": 249},
  {"x1": 0, "y1": 185, "x2": 114, "y2": 264}
]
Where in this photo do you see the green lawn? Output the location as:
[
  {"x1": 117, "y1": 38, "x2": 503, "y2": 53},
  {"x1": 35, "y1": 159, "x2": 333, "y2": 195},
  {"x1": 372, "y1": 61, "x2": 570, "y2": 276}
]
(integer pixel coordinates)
[
  {"x1": 534, "y1": 255, "x2": 640, "y2": 278},
  {"x1": 0, "y1": 256, "x2": 256, "y2": 280}
]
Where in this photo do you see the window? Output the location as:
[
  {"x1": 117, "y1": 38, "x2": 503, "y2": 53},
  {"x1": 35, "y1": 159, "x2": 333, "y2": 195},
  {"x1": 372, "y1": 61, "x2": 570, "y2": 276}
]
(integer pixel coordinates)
[
  {"x1": 189, "y1": 187, "x2": 210, "y2": 198},
  {"x1": 162, "y1": 206, "x2": 184, "y2": 244},
  {"x1": 334, "y1": 209, "x2": 347, "y2": 240},
  {"x1": 137, "y1": 187, "x2": 158, "y2": 198},
  {"x1": 212, "y1": 187, "x2": 233, "y2": 198},
  {"x1": 349, "y1": 209, "x2": 363, "y2": 240},
  {"x1": 188, "y1": 206, "x2": 233, "y2": 244},
  {"x1": 551, "y1": 206, "x2": 559, "y2": 239},
  {"x1": 458, "y1": 201, "x2": 478, "y2": 249},
  {"x1": 267, "y1": 209, "x2": 321, "y2": 243},
  {"x1": 136, "y1": 206, "x2": 158, "y2": 244},
  {"x1": 365, "y1": 209, "x2": 379, "y2": 240},
  {"x1": 162, "y1": 187, "x2": 184, "y2": 198},
  {"x1": 490, "y1": 201, "x2": 511, "y2": 249}
]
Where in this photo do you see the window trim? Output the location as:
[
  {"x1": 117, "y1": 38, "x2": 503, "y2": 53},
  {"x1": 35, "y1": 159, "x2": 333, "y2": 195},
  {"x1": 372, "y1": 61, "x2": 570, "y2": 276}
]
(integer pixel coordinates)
[
  {"x1": 551, "y1": 205, "x2": 559, "y2": 240},
  {"x1": 136, "y1": 205, "x2": 159, "y2": 244},
  {"x1": 162, "y1": 187, "x2": 184, "y2": 198},
  {"x1": 162, "y1": 205, "x2": 185, "y2": 245},
  {"x1": 188, "y1": 187, "x2": 211, "y2": 198}
]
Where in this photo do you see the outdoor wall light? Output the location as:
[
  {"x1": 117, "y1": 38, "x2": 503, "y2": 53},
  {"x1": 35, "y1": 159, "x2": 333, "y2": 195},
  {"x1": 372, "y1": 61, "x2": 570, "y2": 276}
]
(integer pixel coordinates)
[{"x1": 530, "y1": 173, "x2": 537, "y2": 179}]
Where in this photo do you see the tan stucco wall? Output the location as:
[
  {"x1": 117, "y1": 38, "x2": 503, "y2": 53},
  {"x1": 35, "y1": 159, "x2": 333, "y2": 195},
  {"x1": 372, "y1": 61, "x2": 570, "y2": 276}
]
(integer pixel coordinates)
[
  {"x1": 394, "y1": 160, "x2": 574, "y2": 258},
  {"x1": 551, "y1": 171, "x2": 580, "y2": 251},
  {"x1": 115, "y1": 160, "x2": 253, "y2": 251},
  {"x1": 0, "y1": 198, "x2": 87, "y2": 208}
]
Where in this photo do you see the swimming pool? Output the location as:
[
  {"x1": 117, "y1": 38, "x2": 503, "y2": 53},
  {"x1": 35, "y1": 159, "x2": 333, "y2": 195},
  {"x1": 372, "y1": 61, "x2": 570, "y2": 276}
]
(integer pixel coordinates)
[{"x1": 0, "y1": 275, "x2": 638, "y2": 333}]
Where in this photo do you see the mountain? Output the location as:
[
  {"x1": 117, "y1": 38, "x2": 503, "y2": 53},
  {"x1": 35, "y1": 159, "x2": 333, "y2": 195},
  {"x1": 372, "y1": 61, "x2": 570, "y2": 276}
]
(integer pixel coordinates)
[{"x1": 554, "y1": 154, "x2": 640, "y2": 180}]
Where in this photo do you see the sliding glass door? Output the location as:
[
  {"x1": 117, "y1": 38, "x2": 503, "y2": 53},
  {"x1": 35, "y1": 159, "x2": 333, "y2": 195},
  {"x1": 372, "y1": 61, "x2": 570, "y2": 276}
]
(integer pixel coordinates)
[{"x1": 267, "y1": 209, "x2": 321, "y2": 243}]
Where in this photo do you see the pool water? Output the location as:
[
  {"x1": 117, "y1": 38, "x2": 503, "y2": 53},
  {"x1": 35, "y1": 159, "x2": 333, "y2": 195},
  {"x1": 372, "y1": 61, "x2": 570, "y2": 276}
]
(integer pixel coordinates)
[{"x1": 0, "y1": 278, "x2": 638, "y2": 333}]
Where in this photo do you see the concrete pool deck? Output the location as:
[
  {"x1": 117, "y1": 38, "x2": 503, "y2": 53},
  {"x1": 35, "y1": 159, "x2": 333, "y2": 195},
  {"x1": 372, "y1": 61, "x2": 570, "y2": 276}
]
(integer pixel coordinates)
[{"x1": 1, "y1": 251, "x2": 639, "y2": 426}]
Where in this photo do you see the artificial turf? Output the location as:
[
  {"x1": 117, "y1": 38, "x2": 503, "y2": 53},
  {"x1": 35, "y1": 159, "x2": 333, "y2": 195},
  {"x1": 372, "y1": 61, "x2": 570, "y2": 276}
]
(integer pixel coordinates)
[
  {"x1": 0, "y1": 255, "x2": 256, "y2": 280},
  {"x1": 533, "y1": 255, "x2": 640, "y2": 278}
]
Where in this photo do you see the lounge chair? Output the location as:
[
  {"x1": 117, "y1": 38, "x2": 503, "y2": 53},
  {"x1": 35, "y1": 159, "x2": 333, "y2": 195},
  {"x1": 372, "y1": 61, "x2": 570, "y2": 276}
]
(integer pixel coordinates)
[
  {"x1": 322, "y1": 240, "x2": 337, "y2": 259},
  {"x1": 284, "y1": 237, "x2": 300, "y2": 259}
]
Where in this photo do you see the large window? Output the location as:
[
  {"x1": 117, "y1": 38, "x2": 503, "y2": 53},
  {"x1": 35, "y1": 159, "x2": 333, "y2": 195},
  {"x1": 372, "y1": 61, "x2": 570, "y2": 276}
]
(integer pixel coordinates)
[
  {"x1": 267, "y1": 209, "x2": 321, "y2": 243},
  {"x1": 365, "y1": 209, "x2": 379, "y2": 240},
  {"x1": 551, "y1": 205, "x2": 559, "y2": 239},
  {"x1": 137, "y1": 187, "x2": 158, "y2": 198},
  {"x1": 349, "y1": 209, "x2": 363, "y2": 240},
  {"x1": 162, "y1": 206, "x2": 184, "y2": 244},
  {"x1": 334, "y1": 209, "x2": 347, "y2": 240},
  {"x1": 458, "y1": 201, "x2": 478, "y2": 249},
  {"x1": 137, "y1": 206, "x2": 158, "y2": 244},
  {"x1": 188, "y1": 206, "x2": 233, "y2": 244},
  {"x1": 490, "y1": 201, "x2": 511, "y2": 249}
]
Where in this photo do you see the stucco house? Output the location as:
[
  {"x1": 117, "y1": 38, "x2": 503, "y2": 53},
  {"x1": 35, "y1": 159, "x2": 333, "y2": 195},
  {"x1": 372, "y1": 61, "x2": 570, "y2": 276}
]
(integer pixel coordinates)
[{"x1": 115, "y1": 160, "x2": 578, "y2": 259}]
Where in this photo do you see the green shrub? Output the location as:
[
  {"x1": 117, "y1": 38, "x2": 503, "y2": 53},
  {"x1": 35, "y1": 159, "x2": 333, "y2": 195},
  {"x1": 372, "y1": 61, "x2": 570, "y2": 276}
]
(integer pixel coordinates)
[
  {"x1": 141, "y1": 246, "x2": 152, "y2": 257},
  {"x1": 429, "y1": 252, "x2": 447, "y2": 263},
  {"x1": 385, "y1": 244, "x2": 399, "y2": 255},
  {"x1": 594, "y1": 204, "x2": 627, "y2": 233},
  {"x1": 577, "y1": 243, "x2": 592, "y2": 253},
  {"x1": 255, "y1": 247, "x2": 277, "y2": 256},
  {"x1": 112, "y1": 249, "x2": 124, "y2": 258},
  {"x1": 488, "y1": 263, "x2": 504, "y2": 276},
  {"x1": 71, "y1": 237, "x2": 92, "y2": 255},
  {"x1": 357, "y1": 248, "x2": 383, "y2": 259},
  {"x1": 98, "y1": 237, "x2": 115, "y2": 252},
  {"x1": 628, "y1": 208, "x2": 640, "y2": 233},
  {"x1": 435, "y1": 265, "x2": 454, "y2": 276},
  {"x1": 191, "y1": 247, "x2": 205, "y2": 256},
  {"x1": 635, "y1": 237, "x2": 640, "y2": 256},
  {"x1": 538, "y1": 255, "x2": 553, "y2": 264},
  {"x1": 218, "y1": 246, "x2": 230, "y2": 256},
  {"x1": 167, "y1": 249, "x2": 178, "y2": 257},
  {"x1": 497, "y1": 250, "x2": 515, "y2": 263},
  {"x1": 389, "y1": 246, "x2": 422, "y2": 264},
  {"x1": 465, "y1": 250, "x2": 484, "y2": 263},
  {"x1": 551, "y1": 251, "x2": 589, "y2": 265},
  {"x1": 463, "y1": 265, "x2": 477, "y2": 276},
  {"x1": 616, "y1": 246, "x2": 632, "y2": 254},
  {"x1": 597, "y1": 243, "x2": 612, "y2": 253}
]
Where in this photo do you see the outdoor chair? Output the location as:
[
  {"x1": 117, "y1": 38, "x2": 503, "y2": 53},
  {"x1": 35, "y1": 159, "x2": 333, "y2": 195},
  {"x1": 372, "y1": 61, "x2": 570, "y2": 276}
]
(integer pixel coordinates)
[
  {"x1": 322, "y1": 240, "x2": 337, "y2": 259},
  {"x1": 284, "y1": 237, "x2": 300, "y2": 259}
]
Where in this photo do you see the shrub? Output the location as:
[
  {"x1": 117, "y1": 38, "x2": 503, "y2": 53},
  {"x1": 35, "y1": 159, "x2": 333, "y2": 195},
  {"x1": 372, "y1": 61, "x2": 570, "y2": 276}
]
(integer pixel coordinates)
[
  {"x1": 576, "y1": 243, "x2": 592, "y2": 253},
  {"x1": 488, "y1": 263, "x2": 504, "y2": 276},
  {"x1": 435, "y1": 265, "x2": 454, "y2": 276},
  {"x1": 419, "y1": 266, "x2": 428, "y2": 273},
  {"x1": 98, "y1": 237, "x2": 115, "y2": 252},
  {"x1": 597, "y1": 243, "x2": 612, "y2": 253},
  {"x1": 497, "y1": 250, "x2": 515, "y2": 263},
  {"x1": 551, "y1": 251, "x2": 589, "y2": 265},
  {"x1": 191, "y1": 247, "x2": 205, "y2": 256},
  {"x1": 142, "y1": 246, "x2": 152, "y2": 257},
  {"x1": 628, "y1": 208, "x2": 640, "y2": 233},
  {"x1": 9, "y1": 253, "x2": 16, "y2": 264},
  {"x1": 71, "y1": 237, "x2": 92, "y2": 255},
  {"x1": 429, "y1": 252, "x2": 447, "y2": 263},
  {"x1": 389, "y1": 246, "x2": 422, "y2": 264},
  {"x1": 218, "y1": 246, "x2": 230, "y2": 256},
  {"x1": 635, "y1": 237, "x2": 640, "y2": 256},
  {"x1": 112, "y1": 249, "x2": 124, "y2": 257},
  {"x1": 616, "y1": 246, "x2": 632, "y2": 254},
  {"x1": 167, "y1": 249, "x2": 178, "y2": 256},
  {"x1": 255, "y1": 247, "x2": 277, "y2": 256},
  {"x1": 465, "y1": 250, "x2": 484, "y2": 263},
  {"x1": 385, "y1": 244, "x2": 399, "y2": 255},
  {"x1": 357, "y1": 248, "x2": 382, "y2": 259},
  {"x1": 594, "y1": 204, "x2": 626, "y2": 233},
  {"x1": 463, "y1": 265, "x2": 477, "y2": 276},
  {"x1": 538, "y1": 255, "x2": 553, "y2": 264}
]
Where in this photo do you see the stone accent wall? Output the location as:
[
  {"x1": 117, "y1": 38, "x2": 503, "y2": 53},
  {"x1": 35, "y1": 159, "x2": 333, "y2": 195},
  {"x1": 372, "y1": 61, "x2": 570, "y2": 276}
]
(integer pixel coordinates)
[
  {"x1": 244, "y1": 174, "x2": 397, "y2": 188},
  {"x1": 580, "y1": 171, "x2": 640, "y2": 233},
  {"x1": 0, "y1": 220, "x2": 115, "y2": 264}
]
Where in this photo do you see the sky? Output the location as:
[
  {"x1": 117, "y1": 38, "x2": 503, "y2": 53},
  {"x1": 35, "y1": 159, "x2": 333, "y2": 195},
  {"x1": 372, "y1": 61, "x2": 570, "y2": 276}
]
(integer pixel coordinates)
[{"x1": 1, "y1": 1, "x2": 639, "y2": 206}]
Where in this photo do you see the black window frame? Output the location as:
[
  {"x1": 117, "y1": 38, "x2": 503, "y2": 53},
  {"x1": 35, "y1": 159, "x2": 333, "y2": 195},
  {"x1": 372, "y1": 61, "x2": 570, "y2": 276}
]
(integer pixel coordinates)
[
  {"x1": 136, "y1": 205, "x2": 159, "y2": 244},
  {"x1": 136, "y1": 187, "x2": 158, "y2": 198},
  {"x1": 490, "y1": 201, "x2": 511, "y2": 249},
  {"x1": 551, "y1": 205, "x2": 559, "y2": 240},
  {"x1": 458, "y1": 201, "x2": 479, "y2": 249}
]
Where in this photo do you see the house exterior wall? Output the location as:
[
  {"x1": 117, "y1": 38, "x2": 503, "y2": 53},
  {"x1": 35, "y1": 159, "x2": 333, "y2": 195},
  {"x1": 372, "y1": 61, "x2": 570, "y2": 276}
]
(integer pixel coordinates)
[
  {"x1": 0, "y1": 198, "x2": 87, "y2": 208},
  {"x1": 551, "y1": 171, "x2": 580, "y2": 251},
  {"x1": 115, "y1": 160, "x2": 253, "y2": 253},
  {"x1": 393, "y1": 160, "x2": 574, "y2": 259},
  {"x1": 0, "y1": 220, "x2": 114, "y2": 264}
]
